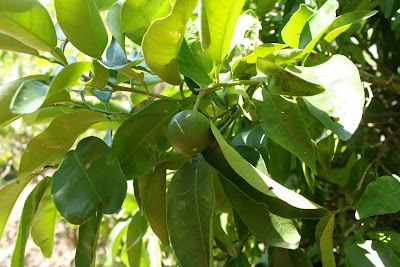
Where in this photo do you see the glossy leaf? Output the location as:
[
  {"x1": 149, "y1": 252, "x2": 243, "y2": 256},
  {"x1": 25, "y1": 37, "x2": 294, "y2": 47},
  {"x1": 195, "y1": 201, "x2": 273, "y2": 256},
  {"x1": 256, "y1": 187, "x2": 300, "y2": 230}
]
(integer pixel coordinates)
[
  {"x1": 299, "y1": 0, "x2": 339, "y2": 61},
  {"x1": 167, "y1": 155, "x2": 215, "y2": 267},
  {"x1": 367, "y1": 230, "x2": 400, "y2": 253},
  {"x1": 264, "y1": 48, "x2": 304, "y2": 66},
  {"x1": 55, "y1": 0, "x2": 108, "y2": 58},
  {"x1": 357, "y1": 176, "x2": 400, "y2": 219},
  {"x1": 17, "y1": 111, "x2": 107, "y2": 183},
  {"x1": 266, "y1": 139, "x2": 292, "y2": 185},
  {"x1": 316, "y1": 214, "x2": 336, "y2": 267},
  {"x1": 231, "y1": 126, "x2": 268, "y2": 160},
  {"x1": 269, "y1": 248, "x2": 313, "y2": 267},
  {"x1": 252, "y1": 88, "x2": 317, "y2": 173},
  {"x1": 95, "y1": 0, "x2": 117, "y2": 11},
  {"x1": 299, "y1": 55, "x2": 365, "y2": 141},
  {"x1": 107, "y1": 1, "x2": 125, "y2": 50},
  {"x1": 121, "y1": 0, "x2": 170, "y2": 45},
  {"x1": 126, "y1": 211, "x2": 148, "y2": 267},
  {"x1": 257, "y1": 58, "x2": 325, "y2": 96},
  {"x1": 112, "y1": 100, "x2": 179, "y2": 179},
  {"x1": 199, "y1": 0, "x2": 247, "y2": 63},
  {"x1": 346, "y1": 240, "x2": 400, "y2": 267},
  {"x1": 0, "y1": 33, "x2": 39, "y2": 56},
  {"x1": 281, "y1": 4, "x2": 315, "y2": 48},
  {"x1": 0, "y1": 1, "x2": 57, "y2": 51},
  {"x1": 75, "y1": 212, "x2": 103, "y2": 267},
  {"x1": 178, "y1": 20, "x2": 213, "y2": 85},
  {"x1": 31, "y1": 184, "x2": 57, "y2": 258},
  {"x1": 10, "y1": 79, "x2": 49, "y2": 115},
  {"x1": 11, "y1": 177, "x2": 51, "y2": 267},
  {"x1": 51, "y1": 137, "x2": 127, "y2": 225}
]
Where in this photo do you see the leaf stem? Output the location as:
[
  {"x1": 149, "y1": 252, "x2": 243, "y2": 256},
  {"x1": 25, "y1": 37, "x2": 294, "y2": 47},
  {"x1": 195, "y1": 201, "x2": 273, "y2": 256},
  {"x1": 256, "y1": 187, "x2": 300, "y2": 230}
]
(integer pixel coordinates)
[
  {"x1": 219, "y1": 108, "x2": 242, "y2": 134},
  {"x1": 193, "y1": 91, "x2": 205, "y2": 112},
  {"x1": 197, "y1": 80, "x2": 260, "y2": 93}
]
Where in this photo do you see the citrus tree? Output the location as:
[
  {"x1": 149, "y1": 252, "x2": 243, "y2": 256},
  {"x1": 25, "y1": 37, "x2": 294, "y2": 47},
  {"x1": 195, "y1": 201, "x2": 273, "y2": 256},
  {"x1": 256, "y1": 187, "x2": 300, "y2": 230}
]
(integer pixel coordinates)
[{"x1": 0, "y1": 0, "x2": 399, "y2": 266}]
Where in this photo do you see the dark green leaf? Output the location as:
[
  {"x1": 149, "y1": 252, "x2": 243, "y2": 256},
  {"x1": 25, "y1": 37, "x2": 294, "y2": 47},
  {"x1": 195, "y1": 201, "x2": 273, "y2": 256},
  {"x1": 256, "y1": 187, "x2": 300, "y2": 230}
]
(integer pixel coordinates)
[
  {"x1": 126, "y1": 211, "x2": 148, "y2": 267},
  {"x1": 112, "y1": 99, "x2": 179, "y2": 179},
  {"x1": 367, "y1": 230, "x2": 400, "y2": 253},
  {"x1": 269, "y1": 248, "x2": 313, "y2": 267},
  {"x1": 167, "y1": 155, "x2": 214, "y2": 267},
  {"x1": 226, "y1": 252, "x2": 251, "y2": 267},
  {"x1": 380, "y1": 0, "x2": 394, "y2": 18},
  {"x1": 51, "y1": 137, "x2": 127, "y2": 225},
  {"x1": 357, "y1": 176, "x2": 400, "y2": 219},
  {"x1": 231, "y1": 126, "x2": 268, "y2": 160},
  {"x1": 346, "y1": 240, "x2": 400, "y2": 267},
  {"x1": 11, "y1": 177, "x2": 52, "y2": 267},
  {"x1": 75, "y1": 212, "x2": 103, "y2": 267},
  {"x1": 55, "y1": 0, "x2": 108, "y2": 58},
  {"x1": 266, "y1": 139, "x2": 292, "y2": 185},
  {"x1": 253, "y1": 88, "x2": 317, "y2": 173},
  {"x1": 316, "y1": 214, "x2": 336, "y2": 267},
  {"x1": 213, "y1": 215, "x2": 236, "y2": 257}
]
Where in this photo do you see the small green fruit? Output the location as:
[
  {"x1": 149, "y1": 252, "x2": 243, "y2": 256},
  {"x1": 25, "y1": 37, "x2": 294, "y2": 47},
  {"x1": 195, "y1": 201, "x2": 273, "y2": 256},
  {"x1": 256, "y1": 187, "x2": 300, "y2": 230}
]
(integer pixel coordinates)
[{"x1": 166, "y1": 110, "x2": 213, "y2": 156}]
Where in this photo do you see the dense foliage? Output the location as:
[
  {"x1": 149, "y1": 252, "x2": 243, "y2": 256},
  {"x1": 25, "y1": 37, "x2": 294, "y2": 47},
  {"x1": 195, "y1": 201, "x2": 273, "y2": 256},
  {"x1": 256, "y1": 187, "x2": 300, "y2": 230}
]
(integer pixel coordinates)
[{"x1": 0, "y1": 0, "x2": 399, "y2": 266}]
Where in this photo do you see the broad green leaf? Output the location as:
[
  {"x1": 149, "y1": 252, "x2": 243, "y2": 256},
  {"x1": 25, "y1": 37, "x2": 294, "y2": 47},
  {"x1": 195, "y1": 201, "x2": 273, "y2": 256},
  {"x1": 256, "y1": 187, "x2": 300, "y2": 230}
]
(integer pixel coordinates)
[
  {"x1": 266, "y1": 139, "x2": 292, "y2": 185},
  {"x1": 126, "y1": 211, "x2": 148, "y2": 267},
  {"x1": 269, "y1": 248, "x2": 313, "y2": 267},
  {"x1": 380, "y1": 0, "x2": 394, "y2": 18},
  {"x1": 17, "y1": 111, "x2": 107, "y2": 183},
  {"x1": 281, "y1": 4, "x2": 315, "y2": 48},
  {"x1": 346, "y1": 240, "x2": 400, "y2": 267},
  {"x1": 322, "y1": 11, "x2": 378, "y2": 49},
  {"x1": 142, "y1": 0, "x2": 196, "y2": 85},
  {"x1": 0, "y1": 1, "x2": 57, "y2": 51},
  {"x1": 95, "y1": 0, "x2": 117, "y2": 11},
  {"x1": 0, "y1": 75, "x2": 48, "y2": 129},
  {"x1": 55, "y1": 0, "x2": 108, "y2": 58},
  {"x1": 11, "y1": 177, "x2": 51, "y2": 267},
  {"x1": 301, "y1": 55, "x2": 365, "y2": 141},
  {"x1": 31, "y1": 184, "x2": 57, "y2": 258},
  {"x1": 264, "y1": 48, "x2": 304, "y2": 66},
  {"x1": 230, "y1": 9, "x2": 260, "y2": 50},
  {"x1": 231, "y1": 125, "x2": 268, "y2": 160},
  {"x1": 51, "y1": 137, "x2": 127, "y2": 225},
  {"x1": 203, "y1": 136, "x2": 328, "y2": 219},
  {"x1": 99, "y1": 61, "x2": 147, "y2": 90},
  {"x1": 105, "y1": 219, "x2": 131, "y2": 267},
  {"x1": 75, "y1": 212, "x2": 103, "y2": 267},
  {"x1": 0, "y1": 0, "x2": 39, "y2": 12},
  {"x1": 178, "y1": 20, "x2": 213, "y2": 85},
  {"x1": 213, "y1": 215, "x2": 236, "y2": 257},
  {"x1": 112, "y1": 100, "x2": 179, "y2": 179},
  {"x1": 121, "y1": 0, "x2": 170, "y2": 45},
  {"x1": 357, "y1": 176, "x2": 400, "y2": 219},
  {"x1": 226, "y1": 252, "x2": 251, "y2": 267},
  {"x1": 10, "y1": 79, "x2": 49, "y2": 115},
  {"x1": 316, "y1": 214, "x2": 336, "y2": 267},
  {"x1": 257, "y1": 58, "x2": 325, "y2": 96},
  {"x1": 0, "y1": 33, "x2": 39, "y2": 56},
  {"x1": 86, "y1": 61, "x2": 109, "y2": 90},
  {"x1": 367, "y1": 230, "x2": 400, "y2": 253},
  {"x1": 107, "y1": 1, "x2": 125, "y2": 50},
  {"x1": 254, "y1": 0, "x2": 278, "y2": 18},
  {"x1": 299, "y1": 0, "x2": 339, "y2": 61},
  {"x1": 167, "y1": 155, "x2": 215, "y2": 267},
  {"x1": 199, "y1": 0, "x2": 247, "y2": 63},
  {"x1": 252, "y1": 88, "x2": 317, "y2": 173}
]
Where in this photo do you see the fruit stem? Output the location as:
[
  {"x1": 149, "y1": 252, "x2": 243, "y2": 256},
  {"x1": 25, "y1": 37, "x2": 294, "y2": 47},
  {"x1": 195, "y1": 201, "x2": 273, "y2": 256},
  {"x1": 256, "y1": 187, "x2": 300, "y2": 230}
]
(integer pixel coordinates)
[{"x1": 193, "y1": 91, "x2": 205, "y2": 112}]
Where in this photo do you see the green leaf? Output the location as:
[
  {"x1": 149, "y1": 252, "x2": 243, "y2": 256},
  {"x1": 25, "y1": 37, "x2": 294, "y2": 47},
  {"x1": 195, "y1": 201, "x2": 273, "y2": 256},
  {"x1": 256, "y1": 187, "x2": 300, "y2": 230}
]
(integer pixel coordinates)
[
  {"x1": 99, "y1": 61, "x2": 147, "y2": 90},
  {"x1": 75, "y1": 212, "x2": 103, "y2": 267},
  {"x1": 213, "y1": 215, "x2": 236, "y2": 257},
  {"x1": 346, "y1": 240, "x2": 400, "y2": 267},
  {"x1": 55, "y1": 0, "x2": 108, "y2": 58},
  {"x1": 199, "y1": 0, "x2": 247, "y2": 63},
  {"x1": 142, "y1": 0, "x2": 196, "y2": 85},
  {"x1": 17, "y1": 111, "x2": 107, "y2": 183},
  {"x1": 300, "y1": 55, "x2": 365, "y2": 141},
  {"x1": 112, "y1": 100, "x2": 179, "y2": 179},
  {"x1": 299, "y1": 0, "x2": 339, "y2": 61},
  {"x1": 86, "y1": 60, "x2": 109, "y2": 90},
  {"x1": 178, "y1": 20, "x2": 214, "y2": 85},
  {"x1": 0, "y1": 1, "x2": 57, "y2": 51},
  {"x1": 226, "y1": 252, "x2": 251, "y2": 267},
  {"x1": 107, "y1": 1, "x2": 125, "y2": 50},
  {"x1": 380, "y1": 0, "x2": 394, "y2": 18},
  {"x1": 367, "y1": 230, "x2": 400, "y2": 253},
  {"x1": 0, "y1": 173, "x2": 37, "y2": 242},
  {"x1": 252, "y1": 88, "x2": 317, "y2": 173},
  {"x1": 257, "y1": 58, "x2": 325, "y2": 96},
  {"x1": 51, "y1": 137, "x2": 127, "y2": 225},
  {"x1": 321, "y1": 11, "x2": 378, "y2": 49},
  {"x1": 95, "y1": 0, "x2": 117, "y2": 11},
  {"x1": 269, "y1": 248, "x2": 313, "y2": 267},
  {"x1": 281, "y1": 4, "x2": 315, "y2": 48},
  {"x1": 126, "y1": 211, "x2": 148, "y2": 267},
  {"x1": 167, "y1": 155, "x2": 215, "y2": 267},
  {"x1": 121, "y1": 0, "x2": 170, "y2": 45},
  {"x1": 0, "y1": 75, "x2": 48, "y2": 129},
  {"x1": 264, "y1": 48, "x2": 304, "y2": 66},
  {"x1": 205, "y1": 130, "x2": 328, "y2": 219},
  {"x1": 31, "y1": 184, "x2": 57, "y2": 258},
  {"x1": 0, "y1": 33, "x2": 39, "y2": 56},
  {"x1": 357, "y1": 176, "x2": 400, "y2": 219},
  {"x1": 10, "y1": 79, "x2": 49, "y2": 115},
  {"x1": 231, "y1": 126, "x2": 268, "y2": 159},
  {"x1": 266, "y1": 139, "x2": 292, "y2": 185},
  {"x1": 316, "y1": 214, "x2": 336, "y2": 267},
  {"x1": 11, "y1": 177, "x2": 52, "y2": 267},
  {"x1": 105, "y1": 219, "x2": 131, "y2": 266}
]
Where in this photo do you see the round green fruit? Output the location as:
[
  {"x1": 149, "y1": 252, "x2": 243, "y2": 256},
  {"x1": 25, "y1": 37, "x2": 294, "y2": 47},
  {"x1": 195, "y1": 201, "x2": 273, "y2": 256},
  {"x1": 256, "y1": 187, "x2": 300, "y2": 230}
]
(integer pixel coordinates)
[{"x1": 166, "y1": 110, "x2": 213, "y2": 156}]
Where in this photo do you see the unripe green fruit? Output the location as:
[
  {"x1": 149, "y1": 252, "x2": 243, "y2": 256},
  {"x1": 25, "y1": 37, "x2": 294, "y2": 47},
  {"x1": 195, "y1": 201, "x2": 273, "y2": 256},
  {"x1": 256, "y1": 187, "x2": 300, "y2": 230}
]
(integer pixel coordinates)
[{"x1": 166, "y1": 110, "x2": 213, "y2": 156}]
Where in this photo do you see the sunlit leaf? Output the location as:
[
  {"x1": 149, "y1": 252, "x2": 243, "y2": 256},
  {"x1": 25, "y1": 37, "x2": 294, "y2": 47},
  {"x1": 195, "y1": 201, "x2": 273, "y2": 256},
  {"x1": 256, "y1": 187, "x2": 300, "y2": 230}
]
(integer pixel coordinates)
[
  {"x1": 0, "y1": 33, "x2": 39, "y2": 56},
  {"x1": 346, "y1": 240, "x2": 400, "y2": 267},
  {"x1": 107, "y1": 1, "x2": 125, "y2": 50},
  {"x1": 316, "y1": 214, "x2": 336, "y2": 267}
]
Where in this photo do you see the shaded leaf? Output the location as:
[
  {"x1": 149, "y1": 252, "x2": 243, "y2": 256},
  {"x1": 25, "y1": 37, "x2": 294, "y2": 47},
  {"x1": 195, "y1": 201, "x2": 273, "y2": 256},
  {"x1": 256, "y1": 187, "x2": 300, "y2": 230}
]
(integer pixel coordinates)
[
  {"x1": 10, "y1": 79, "x2": 49, "y2": 115},
  {"x1": 346, "y1": 240, "x2": 400, "y2": 267},
  {"x1": 316, "y1": 214, "x2": 336, "y2": 267},
  {"x1": 367, "y1": 230, "x2": 400, "y2": 253},
  {"x1": 126, "y1": 211, "x2": 148, "y2": 267},
  {"x1": 226, "y1": 252, "x2": 251, "y2": 267},
  {"x1": 107, "y1": 1, "x2": 125, "y2": 50},
  {"x1": 269, "y1": 248, "x2": 313, "y2": 267},
  {"x1": 51, "y1": 137, "x2": 127, "y2": 225},
  {"x1": 105, "y1": 219, "x2": 131, "y2": 266},
  {"x1": 357, "y1": 176, "x2": 400, "y2": 219},
  {"x1": 0, "y1": 33, "x2": 39, "y2": 56},
  {"x1": 167, "y1": 155, "x2": 214, "y2": 267}
]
